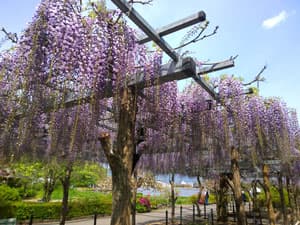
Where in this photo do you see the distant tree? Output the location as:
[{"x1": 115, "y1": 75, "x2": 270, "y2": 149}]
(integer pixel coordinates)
[{"x1": 71, "y1": 162, "x2": 106, "y2": 188}]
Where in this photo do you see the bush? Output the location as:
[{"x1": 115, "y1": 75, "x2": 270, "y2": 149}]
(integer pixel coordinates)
[
  {"x1": 208, "y1": 193, "x2": 216, "y2": 204},
  {"x1": 136, "y1": 197, "x2": 151, "y2": 212},
  {"x1": 0, "y1": 197, "x2": 112, "y2": 220},
  {"x1": 257, "y1": 186, "x2": 289, "y2": 208},
  {"x1": 0, "y1": 184, "x2": 21, "y2": 202},
  {"x1": 17, "y1": 187, "x2": 37, "y2": 199},
  {"x1": 190, "y1": 194, "x2": 198, "y2": 204},
  {"x1": 176, "y1": 196, "x2": 193, "y2": 205},
  {"x1": 148, "y1": 196, "x2": 168, "y2": 209},
  {"x1": 136, "y1": 202, "x2": 148, "y2": 213}
]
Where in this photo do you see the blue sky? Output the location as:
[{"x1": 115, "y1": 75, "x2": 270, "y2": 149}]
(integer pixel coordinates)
[{"x1": 1, "y1": 0, "x2": 300, "y2": 119}]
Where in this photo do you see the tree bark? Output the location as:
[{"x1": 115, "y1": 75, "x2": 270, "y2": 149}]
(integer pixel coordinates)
[
  {"x1": 99, "y1": 87, "x2": 137, "y2": 225},
  {"x1": 277, "y1": 172, "x2": 287, "y2": 225},
  {"x1": 216, "y1": 174, "x2": 228, "y2": 222},
  {"x1": 169, "y1": 173, "x2": 177, "y2": 224},
  {"x1": 286, "y1": 176, "x2": 295, "y2": 224},
  {"x1": 42, "y1": 168, "x2": 57, "y2": 202},
  {"x1": 195, "y1": 175, "x2": 201, "y2": 217},
  {"x1": 230, "y1": 146, "x2": 247, "y2": 225},
  {"x1": 59, "y1": 164, "x2": 72, "y2": 225},
  {"x1": 262, "y1": 164, "x2": 276, "y2": 225}
]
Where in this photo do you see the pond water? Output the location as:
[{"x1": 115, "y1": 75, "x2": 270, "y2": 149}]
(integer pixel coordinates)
[{"x1": 138, "y1": 187, "x2": 199, "y2": 197}]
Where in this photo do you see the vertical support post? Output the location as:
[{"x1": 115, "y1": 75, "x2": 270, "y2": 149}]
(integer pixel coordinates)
[
  {"x1": 166, "y1": 210, "x2": 168, "y2": 225},
  {"x1": 193, "y1": 204, "x2": 195, "y2": 223},
  {"x1": 29, "y1": 215, "x2": 33, "y2": 225},
  {"x1": 180, "y1": 205, "x2": 183, "y2": 225},
  {"x1": 94, "y1": 213, "x2": 97, "y2": 225}
]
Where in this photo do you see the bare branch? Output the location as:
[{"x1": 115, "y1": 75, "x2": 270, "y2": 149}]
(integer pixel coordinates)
[
  {"x1": 175, "y1": 24, "x2": 219, "y2": 51},
  {"x1": 243, "y1": 65, "x2": 267, "y2": 87},
  {"x1": 127, "y1": 0, "x2": 153, "y2": 5},
  {"x1": 1, "y1": 27, "x2": 18, "y2": 43},
  {"x1": 198, "y1": 55, "x2": 238, "y2": 66}
]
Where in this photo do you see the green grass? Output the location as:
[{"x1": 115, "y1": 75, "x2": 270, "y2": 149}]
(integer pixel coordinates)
[
  {"x1": 36, "y1": 187, "x2": 112, "y2": 201},
  {"x1": 176, "y1": 196, "x2": 193, "y2": 205}
]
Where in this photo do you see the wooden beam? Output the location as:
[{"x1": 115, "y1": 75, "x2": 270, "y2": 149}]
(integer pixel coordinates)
[
  {"x1": 15, "y1": 57, "x2": 234, "y2": 118},
  {"x1": 138, "y1": 11, "x2": 206, "y2": 44},
  {"x1": 111, "y1": 0, "x2": 179, "y2": 61},
  {"x1": 197, "y1": 59, "x2": 234, "y2": 75},
  {"x1": 128, "y1": 57, "x2": 196, "y2": 88},
  {"x1": 193, "y1": 59, "x2": 235, "y2": 100}
]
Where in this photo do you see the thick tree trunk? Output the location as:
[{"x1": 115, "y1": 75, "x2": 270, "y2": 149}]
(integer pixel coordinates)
[
  {"x1": 286, "y1": 176, "x2": 295, "y2": 224},
  {"x1": 277, "y1": 173, "x2": 287, "y2": 225},
  {"x1": 169, "y1": 173, "x2": 177, "y2": 224},
  {"x1": 99, "y1": 87, "x2": 137, "y2": 225},
  {"x1": 262, "y1": 164, "x2": 276, "y2": 225},
  {"x1": 42, "y1": 169, "x2": 57, "y2": 202},
  {"x1": 59, "y1": 165, "x2": 72, "y2": 225},
  {"x1": 216, "y1": 174, "x2": 228, "y2": 222},
  {"x1": 195, "y1": 175, "x2": 201, "y2": 216},
  {"x1": 231, "y1": 147, "x2": 247, "y2": 225}
]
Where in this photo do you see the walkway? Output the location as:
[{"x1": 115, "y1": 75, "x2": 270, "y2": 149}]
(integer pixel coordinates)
[{"x1": 34, "y1": 204, "x2": 216, "y2": 225}]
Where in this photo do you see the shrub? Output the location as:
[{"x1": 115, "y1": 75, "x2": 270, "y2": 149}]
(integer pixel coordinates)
[
  {"x1": 149, "y1": 196, "x2": 168, "y2": 209},
  {"x1": 0, "y1": 184, "x2": 21, "y2": 202},
  {"x1": 17, "y1": 187, "x2": 37, "y2": 199},
  {"x1": 176, "y1": 196, "x2": 193, "y2": 205},
  {"x1": 208, "y1": 193, "x2": 216, "y2": 204},
  {"x1": 257, "y1": 186, "x2": 289, "y2": 208},
  {"x1": 0, "y1": 197, "x2": 112, "y2": 220},
  {"x1": 136, "y1": 202, "x2": 148, "y2": 213},
  {"x1": 190, "y1": 194, "x2": 198, "y2": 204},
  {"x1": 137, "y1": 197, "x2": 151, "y2": 212}
]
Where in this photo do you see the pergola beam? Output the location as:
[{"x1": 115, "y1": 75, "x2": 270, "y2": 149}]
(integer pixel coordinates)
[
  {"x1": 12, "y1": 57, "x2": 234, "y2": 119},
  {"x1": 197, "y1": 59, "x2": 234, "y2": 75},
  {"x1": 111, "y1": 0, "x2": 179, "y2": 61},
  {"x1": 138, "y1": 11, "x2": 206, "y2": 44},
  {"x1": 63, "y1": 57, "x2": 234, "y2": 106}
]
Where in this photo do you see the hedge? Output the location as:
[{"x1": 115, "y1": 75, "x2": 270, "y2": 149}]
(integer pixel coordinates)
[{"x1": 0, "y1": 199, "x2": 112, "y2": 221}]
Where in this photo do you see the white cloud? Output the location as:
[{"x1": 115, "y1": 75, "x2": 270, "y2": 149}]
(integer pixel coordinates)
[{"x1": 262, "y1": 10, "x2": 288, "y2": 29}]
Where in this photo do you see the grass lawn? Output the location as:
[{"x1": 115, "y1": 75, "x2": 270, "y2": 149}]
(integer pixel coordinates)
[{"x1": 35, "y1": 187, "x2": 112, "y2": 201}]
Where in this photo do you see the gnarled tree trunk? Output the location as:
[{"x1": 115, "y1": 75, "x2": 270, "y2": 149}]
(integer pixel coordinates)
[
  {"x1": 262, "y1": 164, "x2": 276, "y2": 225},
  {"x1": 230, "y1": 146, "x2": 247, "y2": 225},
  {"x1": 169, "y1": 172, "x2": 177, "y2": 224},
  {"x1": 195, "y1": 175, "x2": 202, "y2": 217},
  {"x1": 286, "y1": 176, "x2": 295, "y2": 225},
  {"x1": 216, "y1": 174, "x2": 229, "y2": 222},
  {"x1": 42, "y1": 168, "x2": 57, "y2": 202},
  {"x1": 59, "y1": 164, "x2": 72, "y2": 225},
  {"x1": 277, "y1": 172, "x2": 287, "y2": 225},
  {"x1": 99, "y1": 87, "x2": 137, "y2": 225}
]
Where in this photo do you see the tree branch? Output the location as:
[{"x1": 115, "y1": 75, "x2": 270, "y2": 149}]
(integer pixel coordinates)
[
  {"x1": 1, "y1": 27, "x2": 18, "y2": 43},
  {"x1": 127, "y1": 0, "x2": 153, "y2": 5},
  {"x1": 243, "y1": 65, "x2": 267, "y2": 86},
  {"x1": 175, "y1": 24, "x2": 218, "y2": 51}
]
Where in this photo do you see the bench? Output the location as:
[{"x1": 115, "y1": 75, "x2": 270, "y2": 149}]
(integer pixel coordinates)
[{"x1": 0, "y1": 218, "x2": 16, "y2": 225}]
